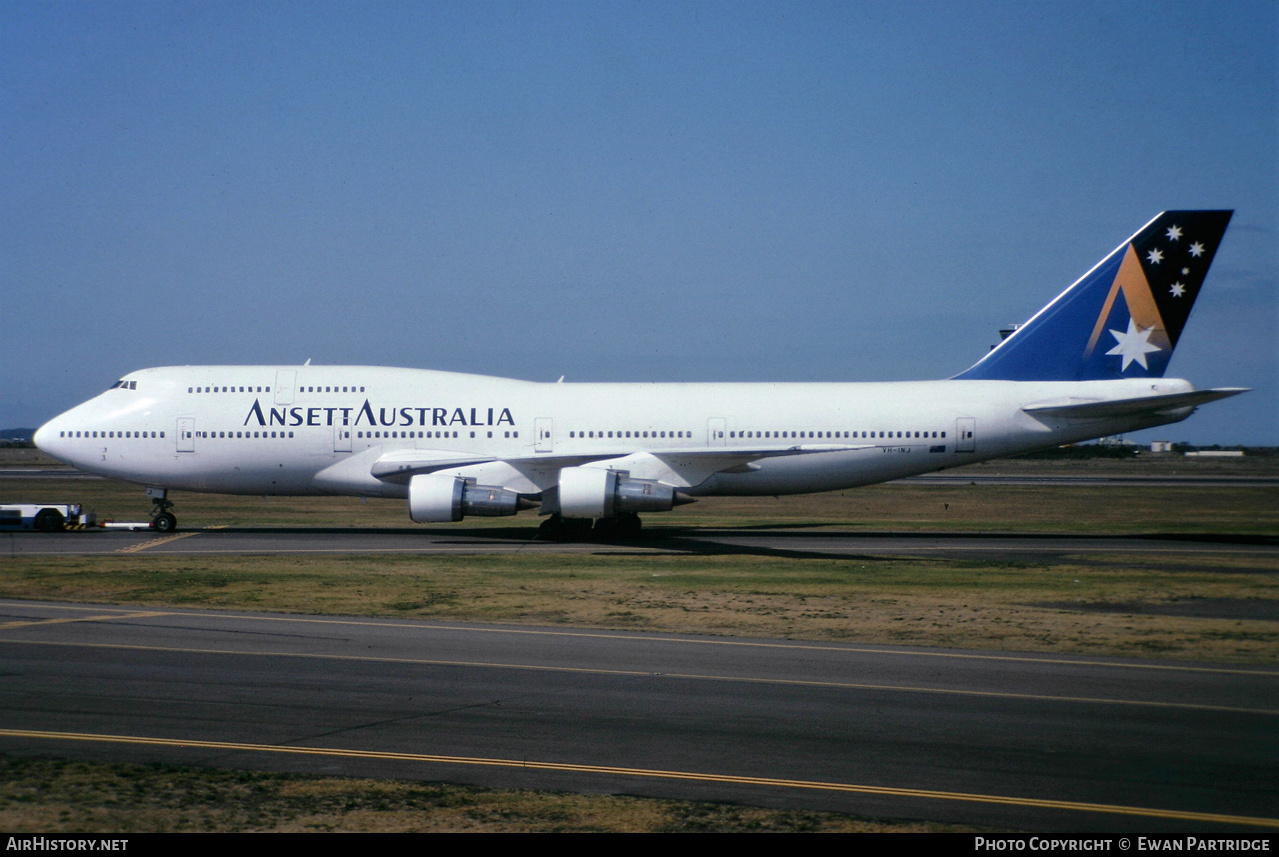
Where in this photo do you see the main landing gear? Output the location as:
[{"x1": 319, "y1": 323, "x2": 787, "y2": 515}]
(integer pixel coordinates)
[
  {"x1": 146, "y1": 487, "x2": 177, "y2": 532},
  {"x1": 537, "y1": 512, "x2": 642, "y2": 542},
  {"x1": 592, "y1": 512, "x2": 642, "y2": 540}
]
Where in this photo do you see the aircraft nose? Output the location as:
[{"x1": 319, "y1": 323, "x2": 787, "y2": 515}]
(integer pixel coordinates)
[
  {"x1": 34, "y1": 414, "x2": 70, "y2": 459},
  {"x1": 33, "y1": 421, "x2": 53, "y2": 451},
  {"x1": 33, "y1": 416, "x2": 59, "y2": 452}
]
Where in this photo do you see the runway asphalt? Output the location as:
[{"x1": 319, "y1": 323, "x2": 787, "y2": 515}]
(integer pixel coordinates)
[
  {"x1": 0, "y1": 599, "x2": 1275, "y2": 831},
  {"x1": 4, "y1": 464, "x2": 1275, "y2": 829},
  {"x1": 5, "y1": 524, "x2": 1276, "y2": 566}
]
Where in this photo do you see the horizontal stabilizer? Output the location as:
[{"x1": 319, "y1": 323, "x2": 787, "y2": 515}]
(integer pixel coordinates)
[{"x1": 1022, "y1": 387, "x2": 1248, "y2": 420}]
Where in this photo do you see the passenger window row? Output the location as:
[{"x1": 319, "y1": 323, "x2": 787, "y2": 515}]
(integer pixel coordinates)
[
  {"x1": 564, "y1": 429, "x2": 948, "y2": 441},
  {"x1": 197, "y1": 431, "x2": 293, "y2": 439},
  {"x1": 58, "y1": 430, "x2": 164, "y2": 439},
  {"x1": 569, "y1": 430, "x2": 692, "y2": 439},
  {"x1": 187, "y1": 385, "x2": 368, "y2": 394},
  {"x1": 356, "y1": 430, "x2": 520, "y2": 440},
  {"x1": 731, "y1": 430, "x2": 947, "y2": 440}
]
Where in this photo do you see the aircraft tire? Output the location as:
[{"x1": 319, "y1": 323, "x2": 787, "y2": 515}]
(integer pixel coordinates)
[
  {"x1": 153, "y1": 513, "x2": 177, "y2": 533},
  {"x1": 617, "y1": 512, "x2": 642, "y2": 539},
  {"x1": 538, "y1": 514, "x2": 568, "y2": 541},
  {"x1": 539, "y1": 514, "x2": 593, "y2": 542},
  {"x1": 34, "y1": 509, "x2": 65, "y2": 533},
  {"x1": 595, "y1": 513, "x2": 641, "y2": 541},
  {"x1": 593, "y1": 516, "x2": 617, "y2": 540}
]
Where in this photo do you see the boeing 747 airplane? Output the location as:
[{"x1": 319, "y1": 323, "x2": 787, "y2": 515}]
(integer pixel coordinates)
[{"x1": 35, "y1": 211, "x2": 1245, "y2": 539}]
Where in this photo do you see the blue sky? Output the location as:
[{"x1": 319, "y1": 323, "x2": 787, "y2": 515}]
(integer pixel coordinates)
[{"x1": 3, "y1": 1, "x2": 1275, "y2": 444}]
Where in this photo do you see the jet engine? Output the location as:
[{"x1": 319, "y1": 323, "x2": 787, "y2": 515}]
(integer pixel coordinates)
[
  {"x1": 408, "y1": 473, "x2": 527, "y2": 523},
  {"x1": 556, "y1": 466, "x2": 686, "y2": 519}
]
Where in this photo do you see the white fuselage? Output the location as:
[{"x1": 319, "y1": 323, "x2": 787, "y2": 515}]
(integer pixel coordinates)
[{"x1": 34, "y1": 365, "x2": 1198, "y2": 506}]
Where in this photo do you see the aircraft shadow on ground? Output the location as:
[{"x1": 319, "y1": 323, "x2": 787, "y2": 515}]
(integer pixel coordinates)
[{"x1": 193, "y1": 524, "x2": 1276, "y2": 563}]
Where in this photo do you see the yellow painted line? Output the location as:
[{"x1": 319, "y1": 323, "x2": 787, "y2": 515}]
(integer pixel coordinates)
[
  {"x1": 1, "y1": 600, "x2": 1273, "y2": 678},
  {"x1": 1, "y1": 637, "x2": 1273, "y2": 716},
  {"x1": 1, "y1": 728, "x2": 1275, "y2": 829},
  {"x1": 0, "y1": 611, "x2": 169, "y2": 631},
  {"x1": 849, "y1": 550, "x2": 1279, "y2": 557},
  {"x1": 116, "y1": 532, "x2": 201, "y2": 553},
  {"x1": 118, "y1": 550, "x2": 665, "y2": 557}
]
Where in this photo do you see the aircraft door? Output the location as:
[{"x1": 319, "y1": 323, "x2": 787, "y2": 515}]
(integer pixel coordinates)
[
  {"x1": 535, "y1": 418, "x2": 553, "y2": 453},
  {"x1": 177, "y1": 418, "x2": 195, "y2": 453},
  {"x1": 707, "y1": 417, "x2": 725, "y2": 446},
  {"x1": 274, "y1": 370, "x2": 296, "y2": 405},
  {"x1": 334, "y1": 424, "x2": 351, "y2": 453},
  {"x1": 956, "y1": 417, "x2": 976, "y2": 453}
]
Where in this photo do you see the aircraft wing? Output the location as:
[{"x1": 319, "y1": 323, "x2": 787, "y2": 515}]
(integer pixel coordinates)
[
  {"x1": 370, "y1": 443, "x2": 874, "y2": 488},
  {"x1": 1022, "y1": 387, "x2": 1248, "y2": 420},
  {"x1": 370, "y1": 448, "x2": 598, "y2": 480}
]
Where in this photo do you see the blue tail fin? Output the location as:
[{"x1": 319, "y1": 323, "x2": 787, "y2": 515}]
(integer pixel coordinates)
[{"x1": 954, "y1": 211, "x2": 1232, "y2": 381}]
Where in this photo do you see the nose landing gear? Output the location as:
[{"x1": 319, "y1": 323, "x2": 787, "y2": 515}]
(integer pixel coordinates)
[{"x1": 146, "y1": 487, "x2": 178, "y2": 532}]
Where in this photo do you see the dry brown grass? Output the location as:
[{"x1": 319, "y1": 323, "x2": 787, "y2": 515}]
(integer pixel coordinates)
[
  {"x1": 0, "y1": 757, "x2": 976, "y2": 832},
  {"x1": 2, "y1": 454, "x2": 1273, "y2": 831},
  {"x1": 2, "y1": 452, "x2": 1277, "y2": 534},
  {"x1": 3, "y1": 550, "x2": 1274, "y2": 662}
]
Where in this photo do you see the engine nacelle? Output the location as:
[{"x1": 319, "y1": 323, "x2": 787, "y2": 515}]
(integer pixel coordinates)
[
  {"x1": 409, "y1": 473, "x2": 523, "y2": 523},
  {"x1": 556, "y1": 467, "x2": 680, "y2": 518}
]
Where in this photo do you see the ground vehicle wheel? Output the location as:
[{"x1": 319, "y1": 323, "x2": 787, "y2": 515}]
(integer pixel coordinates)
[
  {"x1": 34, "y1": 509, "x2": 65, "y2": 533},
  {"x1": 153, "y1": 512, "x2": 177, "y2": 532}
]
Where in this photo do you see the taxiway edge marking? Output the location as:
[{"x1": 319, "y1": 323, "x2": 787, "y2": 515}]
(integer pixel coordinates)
[{"x1": 116, "y1": 532, "x2": 201, "y2": 553}]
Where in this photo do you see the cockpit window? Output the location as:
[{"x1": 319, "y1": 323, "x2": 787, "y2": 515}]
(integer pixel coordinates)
[{"x1": 108, "y1": 380, "x2": 137, "y2": 391}]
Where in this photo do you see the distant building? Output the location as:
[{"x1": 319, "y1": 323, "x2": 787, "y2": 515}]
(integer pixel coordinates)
[
  {"x1": 1184, "y1": 450, "x2": 1245, "y2": 457},
  {"x1": 1150, "y1": 441, "x2": 1173, "y2": 453}
]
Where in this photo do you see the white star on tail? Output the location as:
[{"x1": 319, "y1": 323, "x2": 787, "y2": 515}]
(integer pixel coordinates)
[
  {"x1": 1190, "y1": 241, "x2": 1205, "y2": 257},
  {"x1": 1147, "y1": 248, "x2": 1164, "y2": 264},
  {"x1": 1170, "y1": 281, "x2": 1186, "y2": 297},
  {"x1": 1106, "y1": 318, "x2": 1162, "y2": 371},
  {"x1": 1166, "y1": 225, "x2": 1182, "y2": 241}
]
